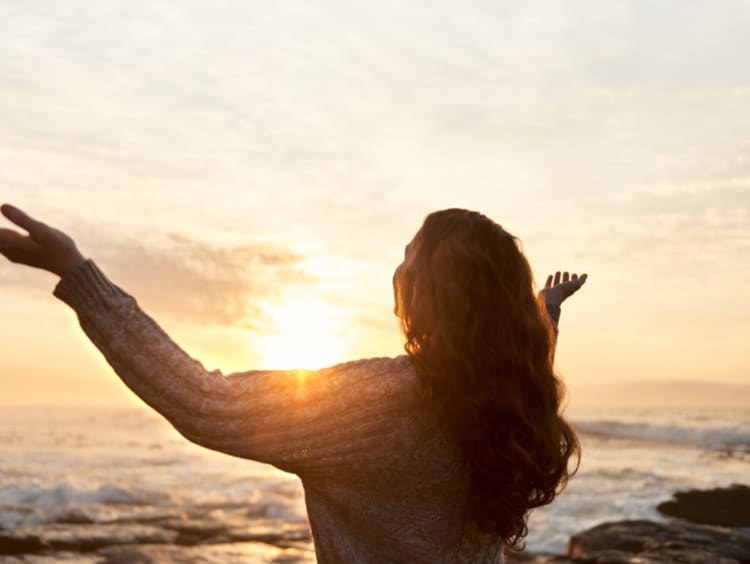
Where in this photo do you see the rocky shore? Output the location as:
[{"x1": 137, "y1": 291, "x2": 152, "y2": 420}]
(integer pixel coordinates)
[
  {"x1": 506, "y1": 484, "x2": 750, "y2": 564},
  {"x1": 2, "y1": 486, "x2": 748, "y2": 563},
  {"x1": 0, "y1": 504, "x2": 316, "y2": 563}
]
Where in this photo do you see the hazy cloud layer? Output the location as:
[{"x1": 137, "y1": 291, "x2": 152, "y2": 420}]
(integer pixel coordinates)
[
  {"x1": 0, "y1": 231, "x2": 313, "y2": 330},
  {"x1": 101, "y1": 234, "x2": 313, "y2": 329},
  {"x1": 558, "y1": 142, "x2": 750, "y2": 276}
]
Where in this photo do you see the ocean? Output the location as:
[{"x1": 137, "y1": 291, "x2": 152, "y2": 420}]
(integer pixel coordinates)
[{"x1": 1, "y1": 405, "x2": 748, "y2": 561}]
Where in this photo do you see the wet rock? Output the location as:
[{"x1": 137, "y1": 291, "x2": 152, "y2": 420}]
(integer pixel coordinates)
[
  {"x1": 0, "y1": 552, "x2": 102, "y2": 563},
  {"x1": 566, "y1": 519, "x2": 750, "y2": 563},
  {"x1": 225, "y1": 519, "x2": 312, "y2": 544},
  {"x1": 158, "y1": 517, "x2": 231, "y2": 545},
  {"x1": 0, "y1": 505, "x2": 313, "y2": 560},
  {"x1": 504, "y1": 551, "x2": 574, "y2": 563},
  {"x1": 657, "y1": 484, "x2": 750, "y2": 527},
  {"x1": 0, "y1": 532, "x2": 50, "y2": 554},
  {"x1": 0, "y1": 523, "x2": 177, "y2": 553},
  {"x1": 97, "y1": 541, "x2": 315, "y2": 563},
  {"x1": 152, "y1": 513, "x2": 311, "y2": 546}
]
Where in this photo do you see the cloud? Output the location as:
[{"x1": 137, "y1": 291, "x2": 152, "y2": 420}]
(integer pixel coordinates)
[
  {"x1": 102, "y1": 233, "x2": 314, "y2": 330},
  {"x1": 563, "y1": 142, "x2": 750, "y2": 269},
  {"x1": 1, "y1": 231, "x2": 313, "y2": 330},
  {"x1": 625, "y1": 176, "x2": 750, "y2": 198}
]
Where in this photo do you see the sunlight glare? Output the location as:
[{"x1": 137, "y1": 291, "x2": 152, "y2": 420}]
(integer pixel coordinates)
[{"x1": 259, "y1": 293, "x2": 345, "y2": 370}]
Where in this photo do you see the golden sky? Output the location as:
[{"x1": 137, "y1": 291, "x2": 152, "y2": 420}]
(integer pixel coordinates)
[{"x1": 1, "y1": 1, "x2": 749, "y2": 406}]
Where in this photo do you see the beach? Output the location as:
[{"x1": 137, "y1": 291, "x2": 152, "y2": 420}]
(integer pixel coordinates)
[{"x1": 1, "y1": 405, "x2": 748, "y2": 562}]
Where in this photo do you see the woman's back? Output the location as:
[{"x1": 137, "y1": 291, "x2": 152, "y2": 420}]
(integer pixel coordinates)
[
  {"x1": 298, "y1": 357, "x2": 505, "y2": 564},
  {"x1": 50, "y1": 260, "x2": 504, "y2": 562}
]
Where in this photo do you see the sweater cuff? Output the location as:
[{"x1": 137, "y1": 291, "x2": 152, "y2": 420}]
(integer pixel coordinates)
[{"x1": 53, "y1": 259, "x2": 127, "y2": 313}]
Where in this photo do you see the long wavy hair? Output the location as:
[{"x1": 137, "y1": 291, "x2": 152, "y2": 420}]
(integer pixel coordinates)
[{"x1": 393, "y1": 209, "x2": 580, "y2": 549}]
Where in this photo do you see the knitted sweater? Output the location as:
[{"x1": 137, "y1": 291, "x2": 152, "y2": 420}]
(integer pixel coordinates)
[{"x1": 53, "y1": 260, "x2": 507, "y2": 563}]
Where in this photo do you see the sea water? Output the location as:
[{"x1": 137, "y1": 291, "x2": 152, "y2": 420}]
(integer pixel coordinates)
[
  {"x1": 526, "y1": 405, "x2": 750, "y2": 552},
  {"x1": 1, "y1": 406, "x2": 748, "y2": 557}
]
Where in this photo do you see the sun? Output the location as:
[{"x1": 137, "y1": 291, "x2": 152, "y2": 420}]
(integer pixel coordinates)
[{"x1": 259, "y1": 293, "x2": 345, "y2": 370}]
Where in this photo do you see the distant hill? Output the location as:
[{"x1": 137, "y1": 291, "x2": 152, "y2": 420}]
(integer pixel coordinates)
[{"x1": 572, "y1": 380, "x2": 750, "y2": 408}]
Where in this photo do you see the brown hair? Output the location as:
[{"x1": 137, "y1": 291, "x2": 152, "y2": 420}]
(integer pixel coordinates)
[{"x1": 393, "y1": 209, "x2": 580, "y2": 549}]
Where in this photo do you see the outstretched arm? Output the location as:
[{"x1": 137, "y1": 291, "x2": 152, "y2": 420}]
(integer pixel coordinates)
[
  {"x1": 0, "y1": 204, "x2": 416, "y2": 478},
  {"x1": 539, "y1": 271, "x2": 588, "y2": 362}
]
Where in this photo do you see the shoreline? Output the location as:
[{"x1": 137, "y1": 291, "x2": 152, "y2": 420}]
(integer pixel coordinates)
[{"x1": 2, "y1": 486, "x2": 749, "y2": 563}]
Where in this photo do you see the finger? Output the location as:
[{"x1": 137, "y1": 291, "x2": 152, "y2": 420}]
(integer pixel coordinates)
[
  {"x1": 572, "y1": 273, "x2": 578, "y2": 281},
  {"x1": 0, "y1": 227, "x2": 24, "y2": 238},
  {"x1": 545, "y1": 274, "x2": 553, "y2": 289},
  {"x1": 0, "y1": 234, "x2": 44, "y2": 265},
  {"x1": 0, "y1": 228, "x2": 26, "y2": 250},
  {"x1": 572, "y1": 273, "x2": 588, "y2": 289},
  {"x1": 554, "y1": 271, "x2": 561, "y2": 286},
  {"x1": 562, "y1": 272, "x2": 570, "y2": 283},
  {"x1": 0, "y1": 204, "x2": 48, "y2": 239}
]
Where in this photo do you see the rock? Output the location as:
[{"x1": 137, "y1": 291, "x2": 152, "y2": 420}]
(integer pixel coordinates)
[
  {"x1": 504, "y1": 551, "x2": 574, "y2": 563},
  {"x1": 224, "y1": 519, "x2": 312, "y2": 544},
  {"x1": 158, "y1": 517, "x2": 231, "y2": 545},
  {"x1": 0, "y1": 523, "x2": 178, "y2": 553},
  {"x1": 657, "y1": 484, "x2": 750, "y2": 527},
  {"x1": 97, "y1": 541, "x2": 315, "y2": 563},
  {"x1": 566, "y1": 519, "x2": 750, "y2": 563},
  {"x1": 0, "y1": 504, "x2": 314, "y2": 560},
  {"x1": 0, "y1": 533, "x2": 51, "y2": 554},
  {"x1": 153, "y1": 514, "x2": 311, "y2": 546},
  {"x1": 0, "y1": 552, "x2": 102, "y2": 563}
]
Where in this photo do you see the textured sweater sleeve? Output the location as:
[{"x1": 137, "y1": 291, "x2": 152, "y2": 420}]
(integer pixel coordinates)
[{"x1": 53, "y1": 260, "x2": 418, "y2": 477}]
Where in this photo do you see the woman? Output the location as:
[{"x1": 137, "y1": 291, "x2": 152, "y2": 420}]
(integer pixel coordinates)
[{"x1": 0, "y1": 204, "x2": 586, "y2": 563}]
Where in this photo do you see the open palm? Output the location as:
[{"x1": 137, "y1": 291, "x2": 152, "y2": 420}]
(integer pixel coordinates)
[
  {"x1": 0, "y1": 204, "x2": 85, "y2": 277},
  {"x1": 542, "y1": 271, "x2": 588, "y2": 307}
]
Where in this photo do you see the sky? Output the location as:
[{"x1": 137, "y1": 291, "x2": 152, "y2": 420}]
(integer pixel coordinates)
[{"x1": 1, "y1": 0, "x2": 749, "y2": 406}]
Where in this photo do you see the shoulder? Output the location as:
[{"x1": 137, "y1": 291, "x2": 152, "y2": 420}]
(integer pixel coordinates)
[
  {"x1": 323, "y1": 355, "x2": 417, "y2": 381},
  {"x1": 324, "y1": 354, "x2": 415, "y2": 375},
  {"x1": 318, "y1": 355, "x2": 421, "y2": 405}
]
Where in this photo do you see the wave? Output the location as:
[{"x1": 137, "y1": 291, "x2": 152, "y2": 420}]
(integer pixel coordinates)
[
  {"x1": 0, "y1": 480, "x2": 179, "y2": 529},
  {"x1": 0, "y1": 478, "x2": 307, "y2": 531},
  {"x1": 0, "y1": 480, "x2": 175, "y2": 508},
  {"x1": 573, "y1": 419, "x2": 750, "y2": 453}
]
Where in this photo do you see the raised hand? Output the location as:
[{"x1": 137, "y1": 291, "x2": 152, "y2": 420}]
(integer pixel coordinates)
[
  {"x1": 0, "y1": 204, "x2": 85, "y2": 277},
  {"x1": 541, "y1": 271, "x2": 588, "y2": 307}
]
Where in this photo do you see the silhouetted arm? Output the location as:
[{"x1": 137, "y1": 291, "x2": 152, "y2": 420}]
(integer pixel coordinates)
[
  {"x1": 540, "y1": 271, "x2": 587, "y2": 363},
  {"x1": 1, "y1": 204, "x2": 419, "y2": 478},
  {"x1": 52, "y1": 259, "x2": 419, "y2": 477}
]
